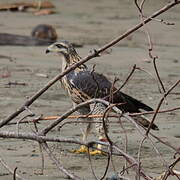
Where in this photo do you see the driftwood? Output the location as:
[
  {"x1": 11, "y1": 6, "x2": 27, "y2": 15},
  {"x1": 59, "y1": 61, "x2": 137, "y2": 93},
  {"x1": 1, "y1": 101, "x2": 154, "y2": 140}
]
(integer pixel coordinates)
[
  {"x1": 0, "y1": 1, "x2": 54, "y2": 11},
  {"x1": 34, "y1": 9, "x2": 55, "y2": 15},
  {"x1": 0, "y1": 33, "x2": 55, "y2": 46},
  {"x1": 0, "y1": 33, "x2": 83, "y2": 47}
]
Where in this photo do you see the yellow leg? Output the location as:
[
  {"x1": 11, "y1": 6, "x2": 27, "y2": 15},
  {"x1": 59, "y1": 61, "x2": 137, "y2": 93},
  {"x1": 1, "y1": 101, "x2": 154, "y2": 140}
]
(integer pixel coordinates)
[
  {"x1": 71, "y1": 123, "x2": 92, "y2": 154},
  {"x1": 89, "y1": 144, "x2": 106, "y2": 155}
]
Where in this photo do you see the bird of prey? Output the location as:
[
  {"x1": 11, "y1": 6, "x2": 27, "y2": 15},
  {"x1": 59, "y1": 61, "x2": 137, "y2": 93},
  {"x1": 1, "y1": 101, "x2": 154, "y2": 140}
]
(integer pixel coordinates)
[{"x1": 46, "y1": 41, "x2": 158, "y2": 155}]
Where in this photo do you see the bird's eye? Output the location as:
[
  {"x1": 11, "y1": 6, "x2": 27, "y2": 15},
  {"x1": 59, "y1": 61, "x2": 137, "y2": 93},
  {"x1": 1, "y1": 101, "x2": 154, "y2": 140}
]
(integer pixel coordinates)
[{"x1": 56, "y1": 44, "x2": 67, "y2": 49}]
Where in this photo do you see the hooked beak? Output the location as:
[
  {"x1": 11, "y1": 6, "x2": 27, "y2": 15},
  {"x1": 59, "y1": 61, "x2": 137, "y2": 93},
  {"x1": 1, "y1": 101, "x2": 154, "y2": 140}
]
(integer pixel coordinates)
[
  {"x1": 45, "y1": 44, "x2": 60, "y2": 54},
  {"x1": 45, "y1": 49, "x2": 50, "y2": 54}
]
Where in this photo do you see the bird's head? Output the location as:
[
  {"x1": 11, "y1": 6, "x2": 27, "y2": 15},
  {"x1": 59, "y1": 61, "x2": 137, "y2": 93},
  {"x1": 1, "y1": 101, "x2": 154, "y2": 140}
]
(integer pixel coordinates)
[
  {"x1": 45, "y1": 41, "x2": 83, "y2": 70},
  {"x1": 45, "y1": 41, "x2": 75, "y2": 57}
]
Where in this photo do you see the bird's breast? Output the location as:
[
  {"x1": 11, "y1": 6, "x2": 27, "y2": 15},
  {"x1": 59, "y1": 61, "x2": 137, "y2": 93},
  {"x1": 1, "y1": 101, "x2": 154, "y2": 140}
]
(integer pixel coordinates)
[{"x1": 61, "y1": 72, "x2": 90, "y2": 104}]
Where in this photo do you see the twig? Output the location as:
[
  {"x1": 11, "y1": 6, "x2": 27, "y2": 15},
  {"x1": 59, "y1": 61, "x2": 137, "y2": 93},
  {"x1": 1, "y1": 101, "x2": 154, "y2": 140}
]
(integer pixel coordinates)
[
  {"x1": 39, "y1": 99, "x2": 118, "y2": 136},
  {"x1": 135, "y1": 0, "x2": 166, "y2": 94},
  {"x1": 0, "y1": 156, "x2": 26, "y2": 180},
  {"x1": 143, "y1": 16, "x2": 175, "y2": 26},
  {"x1": 100, "y1": 153, "x2": 111, "y2": 180},
  {"x1": 41, "y1": 142, "x2": 81, "y2": 180},
  {"x1": 104, "y1": 64, "x2": 137, "y2": 100},
  {"x1": 109, "y1": 77, "x2": 119, "y2": 103},
  {"x1": 135, "y1": 0, "x2": 154, "y2": 59},
  {"x1": 146, "y1": 80, "x2": 180, "y2": 135},
  {"x1": 113, "y1": 145, "x2": 152, "y2": 180},
  {"x1": 13, "y1": 167, "x2": 17, "y2": 180},
  {"x1": 100, "y1": 105, "x2": 115, "y2": 180},
  {"x1": 118, "y1": 64, "x2": 136, "y2": 91},
  {"x1": 87, "y1": 148, "x2": 98, "y2": 180},
  {"x1": 155, "y1": 157, "x2": 180, "y2": 180},
  {"x1": 123, "y1": 111, "x2": 169, "y2": 169},
  {"x1": 33, "y1": 121, "x2": 44, "y2": 175},
  {"x1": 135, "y1": 66, "x2": 162, "y2": 93},
  {"x1": 5, "y1": 106, "x2": 180, "y2": 126},
  {"x1": 0, "y1": 130, "x2": 123, "y2": 158},
  {"x1": 16, "y1": 107, "x2": 35, "y2": 135},
  {"x1": 90, "y1": 64, "x2": 100, "y2": 99},
  {"x1": 0, "y1": 129, "x2": 152, "y2": 179},
  {"x1": 153, "y1": 57, "x2": 166, "y2": 93},
  {"x1": 120, "y1": 163, "x2": 137, "y2": 176},
  {"x1": 117, "y1": 114, "x2": 129, "y2": 174},
  {"x1": 164, "y1": 157, "x2": 180, "y2": 180},
  {"x1": 5, "y1": 81, "x2": 27, "y2": 87},
  {"x1": 137, "y1": 137, "x2": 146, "y2": 180},
  {"x1": 150, "y1": 132, "x2": 179, "y2": 153}
]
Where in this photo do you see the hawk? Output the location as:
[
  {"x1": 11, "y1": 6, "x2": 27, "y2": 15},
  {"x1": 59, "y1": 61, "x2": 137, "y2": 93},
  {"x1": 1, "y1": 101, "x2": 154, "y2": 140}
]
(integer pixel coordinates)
[{"x1": 46, "y1": 41, "x2": 158, "y2": 155}]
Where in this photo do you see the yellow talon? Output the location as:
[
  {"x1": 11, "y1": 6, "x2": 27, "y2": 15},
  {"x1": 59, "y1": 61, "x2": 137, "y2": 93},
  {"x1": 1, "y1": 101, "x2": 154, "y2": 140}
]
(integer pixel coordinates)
[
  {"x1": 71, "y1": 145, "x2": 89, "y2": 154},
  {"x1": 89, "y1": 149, "x2": 106, "y2": 156},
  {"x1": 71, "y1": 145, "x2": 106, "y2": 156},
  {"x1": 89, "y1": 143, "x2": 106, "y2": 155}
]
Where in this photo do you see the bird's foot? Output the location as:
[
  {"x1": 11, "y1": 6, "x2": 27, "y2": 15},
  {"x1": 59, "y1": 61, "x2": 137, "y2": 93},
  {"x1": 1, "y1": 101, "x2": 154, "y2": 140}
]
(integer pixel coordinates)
[
  {"x1": 89, "y1": 149, "x2": 106, "y2": 156},
  {"x1": 71, "y1": 145, "x2": 89, "y2": 154},
  {"x1": 71, "y1": 145, "x2": 106, "y2": 155}
]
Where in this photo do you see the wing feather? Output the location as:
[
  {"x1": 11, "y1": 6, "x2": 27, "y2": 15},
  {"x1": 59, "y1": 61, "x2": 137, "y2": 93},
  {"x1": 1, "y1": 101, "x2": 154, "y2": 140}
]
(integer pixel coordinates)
[{"x1": 66, "y1": 70, "x2": 153, "y2": 113}]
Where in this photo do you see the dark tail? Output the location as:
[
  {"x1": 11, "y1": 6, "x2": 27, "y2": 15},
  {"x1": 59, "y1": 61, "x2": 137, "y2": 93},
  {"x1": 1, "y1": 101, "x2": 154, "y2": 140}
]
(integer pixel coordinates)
[
  {"x1": 113, "y1": 91, "x2": 159, "y2": 130},
  {"x1": 133, "y1": 115, "x2": 159, "y2": 130},
  {"x1": 120, "y1": 92, "x2": 153, "y2": 112}
]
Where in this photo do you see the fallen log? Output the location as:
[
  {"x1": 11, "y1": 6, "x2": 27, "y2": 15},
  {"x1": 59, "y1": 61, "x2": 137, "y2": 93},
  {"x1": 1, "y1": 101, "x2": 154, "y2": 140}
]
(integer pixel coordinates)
[
  {"x1": 0, "y1": 1, "x2": 54, "y2": 11},
  {"x1": 0, "y1": 33, "x2": 55, "y2": 46}
]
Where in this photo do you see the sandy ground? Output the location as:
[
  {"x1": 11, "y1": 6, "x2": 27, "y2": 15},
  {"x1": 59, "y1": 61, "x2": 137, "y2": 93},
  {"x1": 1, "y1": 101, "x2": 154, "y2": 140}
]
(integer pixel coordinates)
[{"x1": 0, "y1": 0, "x2": 180, "y2": 179}]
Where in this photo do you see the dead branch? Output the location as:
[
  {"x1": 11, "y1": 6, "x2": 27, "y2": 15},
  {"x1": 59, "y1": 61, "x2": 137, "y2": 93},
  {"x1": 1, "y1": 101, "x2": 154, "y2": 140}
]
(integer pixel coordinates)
[
  {"x1": 153, "y1": 57, "x2": 166, "y2": 94},
  {"x1": 154, "y1": 157, "x2": 180, "y2": 180},
  {"x1": 13, "y1": 167, "x2": 17, "y2": 180},
  {"x1": 0, "y1": 130, "x2": 122, "y2": 158},
  {"x1": 5, "y1": 106, "x2": 180, "y2": 126},
  {"x1": 87, "y1": 149, "x2": 99, "y2": 180},
  {"x1": 41, "y1": 142, "x2": 81, "y2": 180},
  {"x1": 135, "y1": 66, "x2": 162, "y2": 92},
  {"x1": 0, "y1": 130, "x2": 152, "y2": 180},
  {"x1": 135, "y1": 0, "x2": 166, "y2": 94},
  {"x1": 146, "y1": 80, "x2": 180, "y2": 135},
  {"x1": 0, "y1": 156, "x2": 26, "y2": 180},
  {"x1": 4, "y1": 81, "x2": 27, "y2": 87},
  {"x1": 123, "y1": 112, "x2": 170, "y2": 168},
  {"x1": 113, "y1": 145, "x2": 152, "y2": 180},
  {"x1": 39, "y1": 99, "x2": 119, "y2": 136},
  {"x1": 150, "y1": 132, "x2": 179, "y2": 153},
  {"x1": 100, "y1": 105, "x2": 115, "y2": 179},
  {"x1": 33, "y1": 121, "x2": 44, "y2": 175}
]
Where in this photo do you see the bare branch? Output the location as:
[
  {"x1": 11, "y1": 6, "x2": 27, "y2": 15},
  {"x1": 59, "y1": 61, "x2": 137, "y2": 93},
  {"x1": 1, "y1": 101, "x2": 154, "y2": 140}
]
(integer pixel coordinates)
[
  {"x1": 5, "y1": 106, "x2": 179, "y2": 126},
  {"x1": 153, "y1": 57, "x2": 166, "y2": 93},
  {"x1": 41, "y1": 142, "x2": 81, "y2": 180},
  {"x1": 0, "y1": 156, "x2": 26, "y2": 180},
  {"x1": 146, "y1": 80, "x2": 180, "y2": 135}
]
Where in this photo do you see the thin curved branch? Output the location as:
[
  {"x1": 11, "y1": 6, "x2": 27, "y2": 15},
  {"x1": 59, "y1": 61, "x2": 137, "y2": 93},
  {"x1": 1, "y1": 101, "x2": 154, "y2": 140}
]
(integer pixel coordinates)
[
  {"x1": 42, "y1": 142, "x2": 81, "y2": 180},
  {"x1": 39, "y1": 99, "x2": 113, "y2": 135},
  {"x1": 146, "y1": 80, "x2": 180, "y2": 135},
  {"x1": 0, "y1": 130, "x2": 152, "y2": 180},
  {"x1": 6, "y1": 106, "x2": 180, "y2": 126},
  {"x1": 0, "y1": 156, "x2": 26, "y2": 180}
]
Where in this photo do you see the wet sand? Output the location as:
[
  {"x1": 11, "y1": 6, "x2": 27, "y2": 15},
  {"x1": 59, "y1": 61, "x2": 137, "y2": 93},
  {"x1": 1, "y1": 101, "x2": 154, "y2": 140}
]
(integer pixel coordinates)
[{"x1": 0, "y1": 0, "x2": 179, "y2": 179}]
